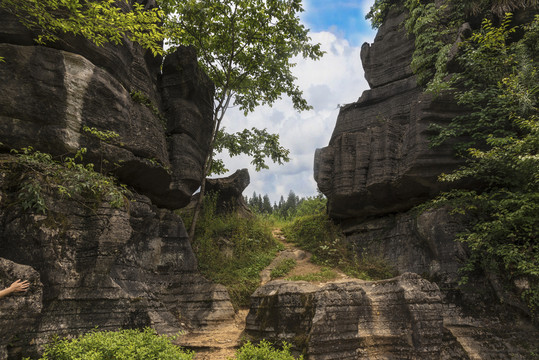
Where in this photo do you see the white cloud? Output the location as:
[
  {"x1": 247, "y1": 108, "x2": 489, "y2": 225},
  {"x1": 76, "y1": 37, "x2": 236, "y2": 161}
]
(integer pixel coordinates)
[{"x1": 213, "y1": 27, "x2": 375, "y2": 203}]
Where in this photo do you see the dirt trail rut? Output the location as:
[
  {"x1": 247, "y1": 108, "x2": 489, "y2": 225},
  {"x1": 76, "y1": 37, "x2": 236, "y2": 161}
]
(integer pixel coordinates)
[{"x1": 175, "y1": 228, "x2": 349, "y2": 359}]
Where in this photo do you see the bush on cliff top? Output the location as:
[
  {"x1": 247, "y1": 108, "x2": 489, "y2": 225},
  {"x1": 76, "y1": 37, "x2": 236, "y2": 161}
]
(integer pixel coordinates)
[{"x1": 231, "y1": 340, "x2": 303, "y2": 360}]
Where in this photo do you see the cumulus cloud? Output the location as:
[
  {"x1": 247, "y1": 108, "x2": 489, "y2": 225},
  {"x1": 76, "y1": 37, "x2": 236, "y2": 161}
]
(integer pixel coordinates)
[{"x1": 212, "y1": 6, "x2": 377, "y2": 204}]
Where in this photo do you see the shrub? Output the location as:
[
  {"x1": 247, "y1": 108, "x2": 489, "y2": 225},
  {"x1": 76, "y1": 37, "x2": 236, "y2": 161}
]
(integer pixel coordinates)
[
  {"x1": 10, "y1": 147, "x2": 128, "y2": 214},
  {"x1": 183, "y1": 192, "x2": 280, "y2": 309},
  {"x1": 231, "y1": 340, "x2": 302, "y2": 360},
  {"x1": 286, "y1": 267, "x2": 338, "y2": 282},
  {"x1": 36, "y1": 328, "x2": 194, "y2": 360}
]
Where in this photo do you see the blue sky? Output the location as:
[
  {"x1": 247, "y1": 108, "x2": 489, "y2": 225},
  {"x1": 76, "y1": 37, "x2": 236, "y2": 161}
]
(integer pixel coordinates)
[
  {"x1": 302, "y1": 0, "x2": 376, "y2": 46},
  {"x1": 215, "y1": 0, "x2": 377, "y2": 204}
]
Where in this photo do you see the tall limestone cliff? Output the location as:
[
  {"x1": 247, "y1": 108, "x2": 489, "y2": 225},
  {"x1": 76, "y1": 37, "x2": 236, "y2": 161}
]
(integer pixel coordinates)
[
  {"x1": 0, "y1": 2, "x2": 234, "y2": 358},
  {"x1": 277, "y1": 4, "x2": 537, "y2": 359}
]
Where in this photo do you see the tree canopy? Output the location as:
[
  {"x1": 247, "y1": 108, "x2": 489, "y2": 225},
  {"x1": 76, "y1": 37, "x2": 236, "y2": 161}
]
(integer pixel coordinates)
[
  {"x1": 162, "y1": 0, "x2": 323, "y2": 175},
  {"x1": 0, "y1": 0, "x2": 165, "y2": 56},
  {"x1": 161, "y1": 0, "x2": 323, "y2": 237}
]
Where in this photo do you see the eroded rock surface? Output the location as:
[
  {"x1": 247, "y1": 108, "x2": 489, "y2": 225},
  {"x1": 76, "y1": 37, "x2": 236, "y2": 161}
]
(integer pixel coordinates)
[
  {"x1": 0, "y1": 1, "x2": 235, "y2": 358},
  {"x1": 0, "y1": 5, "x2": 213, "y2": 209},
  {"x1": 247, "y1": 274, "x2": 444, "y2": 359},
  {"x1": 311, "y1": 3, "x2": 538, "y2": 359},
  {"x1": 314, "y1": 8, "x2": 464, "y2": 220},
  {"x1": 0, "y1": 169, "x2": 234, "y2": 358},
  {"x1": 246, "y1": 274, "x2": 539, "y2": 359}
]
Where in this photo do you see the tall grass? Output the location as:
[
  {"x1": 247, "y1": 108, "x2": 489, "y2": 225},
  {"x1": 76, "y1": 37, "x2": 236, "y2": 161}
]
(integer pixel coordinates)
[
  {"x1": 283, "y1": 213, "x2": 396, "y2": 281},
  {"x1": 181, "y1": 192, "x2": 280, "y2": 309}
]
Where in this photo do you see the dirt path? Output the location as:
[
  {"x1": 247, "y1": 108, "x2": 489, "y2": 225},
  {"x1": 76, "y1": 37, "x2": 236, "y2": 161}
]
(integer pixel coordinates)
[
  {"x1": 175, "y1": 228, "x2": 349, "y2": 359},
  {"x1": 175, "y1": 310, "x2": 248, "y2": 360}
]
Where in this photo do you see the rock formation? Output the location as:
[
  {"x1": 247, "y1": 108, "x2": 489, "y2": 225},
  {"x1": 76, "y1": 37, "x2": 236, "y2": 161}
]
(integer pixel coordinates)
[
  {"x1": 0, "y1": 4, "x2": 213, "y2": 210},
  {"x1": 0, "y1": 2, "x2": 235, "y2": 358},
  {"x1": 186, "y1": 169, "x2": 252, "y2": 217},
  {"x1": 246, "y1": 274, "x2": 538, "y2": 359},
  {"x1": 314, "y1": 8, "x2": 465, "y2": 222},
  {"x1": 305, "y1": 3, "x2": 538, "y2": 358}
]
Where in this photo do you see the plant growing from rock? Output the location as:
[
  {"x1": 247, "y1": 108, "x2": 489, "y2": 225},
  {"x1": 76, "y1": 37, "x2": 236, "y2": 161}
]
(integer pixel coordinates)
[
  {"x1": 9, "y1": 147, "x2": 129, "y2": 214},
  {"x1": 231, "y1": 340, "x2": 302, "y2": 360},
  {"x1": 182, "y1": 191, "x2": 280, "y2": 309},
  {"x1": 270, "y1": 258, "x2": 297, "y2": 280},
  {"x1": 0, "y1": 0, "x2": 166, "y2": 56},
  {"x1": 371, "y1": 0, "x2": 539, "y2": 316}
]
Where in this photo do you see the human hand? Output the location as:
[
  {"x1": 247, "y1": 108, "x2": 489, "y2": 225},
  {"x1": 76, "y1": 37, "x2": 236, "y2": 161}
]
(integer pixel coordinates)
[{"x1": 9, "y1": 279, "x2": 29, "y2": 293}]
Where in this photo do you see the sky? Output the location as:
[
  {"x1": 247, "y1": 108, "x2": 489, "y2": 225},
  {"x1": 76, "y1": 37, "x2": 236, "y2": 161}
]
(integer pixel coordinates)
[{"x1": 212, "y1": 0, "x2": 377, "y2": 204}]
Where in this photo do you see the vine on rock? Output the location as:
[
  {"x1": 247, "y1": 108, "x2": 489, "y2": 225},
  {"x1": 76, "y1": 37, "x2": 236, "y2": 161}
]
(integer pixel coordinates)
[{"x1": 8, "y1": 147, "x2": 129, "y2": 214}]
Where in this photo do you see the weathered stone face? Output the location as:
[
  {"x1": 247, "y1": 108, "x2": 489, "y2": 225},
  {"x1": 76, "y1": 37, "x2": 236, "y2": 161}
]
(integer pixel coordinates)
[
  {"x1": 314, "y1": 7, "x2": 465, "y2": 220},
  {"x1": 246, "y1": 274, "x2": 445, "y2": 359},
  {"x1": 310, "y1": 4, "x2": 539, "y2": 358},
  {"x1": 0, "y1": 6, "x2": 214, "y2": 210},
  {"x1": 246, "y1": 274, "x2": 539, "y2": 359},
  {"x1": 0, "y1": 258, "x2": 42, "y2": 359},
  {"x1": 0, "y1": 177, "x2": 234, "y2": 358},
  {"x1": 0, "y1": 2, "x2": 232, "y2": 358}
]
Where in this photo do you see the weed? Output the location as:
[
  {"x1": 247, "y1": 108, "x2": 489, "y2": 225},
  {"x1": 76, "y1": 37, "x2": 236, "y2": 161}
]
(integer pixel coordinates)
[
  {"x1": 283, "y1": 213, "x2": 395, "y2": 281},
  {"x1": 8, "y1": 147, "x2": 129, "y2": 214},
  {"x1": 270, "y1": 258, "x2": 297, "y2": 280},
  {"x1": 186, "y1": 192, "x2": 280, "y2": 309},
  {"x1": 32, "y1": 328, "x2": 193, "y2": 360},
  {"x1": 287, "y1": 267, "x2": 338, "y2": 282}
]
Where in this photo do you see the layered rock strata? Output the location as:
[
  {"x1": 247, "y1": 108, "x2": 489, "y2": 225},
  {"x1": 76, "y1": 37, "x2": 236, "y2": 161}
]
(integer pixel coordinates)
[
  {"x1": 0, "y1": 1, "x2": 235, "y2": 358},
  {"x1": 311, "y1": 3, "x2": 538, "y2": 358},
  {"x1": 0, "y1": 169, "x2": 234, "y2": 358},
  {"x1": 246, "y1": 274, "x2": 539, "y2": 359},
  {"x1": 314, "y1": 8, "x2": 464, "y2": 221},
  {"x1": 0, "y1": 5, "x2": 213, "y2": 209}
]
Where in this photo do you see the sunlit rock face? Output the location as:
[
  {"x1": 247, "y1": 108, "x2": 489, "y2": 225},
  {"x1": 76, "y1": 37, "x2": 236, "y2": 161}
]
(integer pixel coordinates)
[
  {"x1": 247, "y1": 274, "x2": 445, "y2": 359},
  {"x1": 247, "y1": 274, "x2": 539, "y2": 359},
  {"x1": 0, "y1": 5, "x2": 214, "y2": 210},
  {"x1": 0, "y1": 2, "x2": 235, "y2": 358},
  {"x1": 314, "y1": 9, "x2": 464, "y2": 221}
]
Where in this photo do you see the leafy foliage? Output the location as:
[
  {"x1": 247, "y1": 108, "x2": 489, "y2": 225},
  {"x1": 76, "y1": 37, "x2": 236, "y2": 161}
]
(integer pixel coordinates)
[
  {"x1": 163, "y1": 0, "x2": 323, "y2": 237},
  {"x1": 405, "y1": 1, "x2": 539, "y2": 316},
  {"x1": 36, "y1": 328, "x2": 194, "y2": 360},
  {"x1": 246, "y1": 191, "x2": 326, "y2": 219},
  {"x1": 82, "y1": 126, "x2": 120, "y2": 143},
  {"x1": 163, "y1": 0, "x2": 323, "y2": 179},
  {"x1": 286, "y1": 267, "x2": 338, "y2": 282},
  {"x1": 283, "y1": 214, "x2": 395, "y2": 280},
  {"x1": 231, "y1": 340, "x2": 302, "y2": 360},
  {"x1": 9, "y1": 147, "x2": 129, "y2": 214},
  {"x1": 213, "y1": 127, "x2": 290, "y2": 175},
  {"x1": 270, "y1": 258, "x2": 297, "y2": 279},
  {"x1": 182, "y1": 192, "x2": 280, "y2": 309},
  {"x1": 365, "y1": 0, "x2": 396, "y2": 29},
  {"x1": 0, "y1": 0, "x2": 165, "y2": 56}
]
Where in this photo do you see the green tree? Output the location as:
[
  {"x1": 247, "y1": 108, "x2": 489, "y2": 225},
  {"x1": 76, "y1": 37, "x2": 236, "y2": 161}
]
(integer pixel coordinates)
[
  {"x1": 386, "y1": 0, "x2": 539, "y2": 315},
  {"x1": 262, "y1": 194, "x2": 272, "y2": 214},
  {"x1": 434, "y1": 14, "x2": 539, "y2": 315},
  {"x1": 0, "y1": 0, "x2": 165, "y2": 56},
  {"x1": 161, "y1": 0, "x2": 323, "y2": 238}
]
